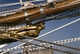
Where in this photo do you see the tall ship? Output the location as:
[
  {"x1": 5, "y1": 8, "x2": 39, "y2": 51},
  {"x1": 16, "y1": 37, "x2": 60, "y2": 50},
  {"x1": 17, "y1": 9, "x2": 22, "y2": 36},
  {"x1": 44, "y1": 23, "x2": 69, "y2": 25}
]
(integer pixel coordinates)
[{"x1": 0, "y1": 0, "x2": 80, "y2": 54}]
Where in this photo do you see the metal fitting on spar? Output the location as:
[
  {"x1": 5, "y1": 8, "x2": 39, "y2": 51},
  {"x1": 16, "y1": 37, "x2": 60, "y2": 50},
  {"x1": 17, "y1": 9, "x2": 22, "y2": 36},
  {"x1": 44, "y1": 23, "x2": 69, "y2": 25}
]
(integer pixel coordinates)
[
  {"x1": 39, "y1": 5, "x2": 44, "y2": 16},
  {"x1": 24, "y1": 11, "x2": 29, "y2": 20}
]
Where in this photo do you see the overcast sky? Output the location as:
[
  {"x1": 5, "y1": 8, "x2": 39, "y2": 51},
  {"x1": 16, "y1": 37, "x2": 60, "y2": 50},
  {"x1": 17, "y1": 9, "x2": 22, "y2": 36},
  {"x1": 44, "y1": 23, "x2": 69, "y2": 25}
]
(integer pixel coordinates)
[{"x1": 0, "y1": 0, "x2": 80, "y2": 54}]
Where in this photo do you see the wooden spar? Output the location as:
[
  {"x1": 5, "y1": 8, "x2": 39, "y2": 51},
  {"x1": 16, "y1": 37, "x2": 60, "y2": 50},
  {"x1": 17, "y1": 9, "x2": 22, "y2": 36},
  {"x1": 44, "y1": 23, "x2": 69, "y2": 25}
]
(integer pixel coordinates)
[{"x1": 0, "y1": 0, "x2": 80, "y2": 24}]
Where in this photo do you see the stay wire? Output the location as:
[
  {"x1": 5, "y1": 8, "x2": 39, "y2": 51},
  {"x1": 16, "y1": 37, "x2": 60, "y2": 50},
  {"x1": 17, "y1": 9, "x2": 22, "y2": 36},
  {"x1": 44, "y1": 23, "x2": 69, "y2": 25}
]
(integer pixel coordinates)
[
  {"x1": 0, "y1": 26, "x2": 80, "y2": 51},
  {"x1": 0, "y1": 34, "x2": 75, "y2": 54}
]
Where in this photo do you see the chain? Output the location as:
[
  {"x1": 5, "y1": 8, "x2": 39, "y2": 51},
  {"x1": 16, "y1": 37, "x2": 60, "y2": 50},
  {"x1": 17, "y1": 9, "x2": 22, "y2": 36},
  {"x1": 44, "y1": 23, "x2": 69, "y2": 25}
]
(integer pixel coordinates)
[
  {"x1": 0, "y1": 23, "x2": 80, "y2": 51},
  {"x1": 0, "y1": 29, "x2": 79, "y2": 54},
  {"x1": 12, "y1": 50, "x2": 27, "y2": 54},
  {"x1": 23, "y1": 36, "x2": 80, "y2": 51},
  {"x1": 0, "y1": 37, "x2": 79, "y2": 54},
  {"x1": 0, "y1": 23, "x2": 26, "y2": 31},
  {"x1": 0, "y1": 34, "x2": 75, "y2": 54},
  {"x1": 0, "y1": 0, "x2": 79, "y2": 53},
  {"x1": 16, "y1": 37, "x2": 80, "y2": 51},
  {"x1": 3, "y1": 17, "x2": 80, "y2": 53}
]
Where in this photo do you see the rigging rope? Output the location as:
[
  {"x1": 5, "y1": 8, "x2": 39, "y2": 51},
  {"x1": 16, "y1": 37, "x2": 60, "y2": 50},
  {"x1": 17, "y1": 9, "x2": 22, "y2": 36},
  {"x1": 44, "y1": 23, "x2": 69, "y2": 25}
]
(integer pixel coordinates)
[
  {"x1": 0, "y1": 0, "x2": 44, "y2": 7},
  {"x1": 11, "y1": 18, "x2": 80, "y2": 51},
  {"x1": 0, "y1": 37, "x2": 80, "y2": 54},
  {"x1": 0, "y1": 34, "x2": 76, "y2": 54},
  {"x1": 0, "y1": 17, "x2": 80, "y2": 54},
  {"x1": 0, "y1": 8, "x2": 79, "y2": 30},
  {"x1": 0, "y1": 0, "x2": 80, "y2": 53},
  {"x1": 0, "y1": 0, "x2": 80, "y2": 17},
  {"x1": 11, "y1": 37, "x2": 80, "y2": 54},
  {"x1": 0, "y1": 30, "x2": 80, "y2": 51}
]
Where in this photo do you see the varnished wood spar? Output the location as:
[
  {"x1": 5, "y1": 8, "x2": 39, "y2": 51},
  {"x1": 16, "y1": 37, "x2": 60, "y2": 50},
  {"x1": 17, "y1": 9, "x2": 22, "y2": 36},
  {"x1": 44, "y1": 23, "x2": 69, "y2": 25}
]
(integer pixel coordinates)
[{"x1": 0, "y1": 0, "x2": 79, "y2": 24}]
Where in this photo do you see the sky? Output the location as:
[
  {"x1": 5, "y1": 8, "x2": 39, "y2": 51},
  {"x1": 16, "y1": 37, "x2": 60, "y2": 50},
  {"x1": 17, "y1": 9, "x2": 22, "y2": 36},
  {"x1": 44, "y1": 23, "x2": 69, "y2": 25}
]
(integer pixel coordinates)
[{"x1": 0, "y1": 0, "x2": 80, "y2": 54}]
